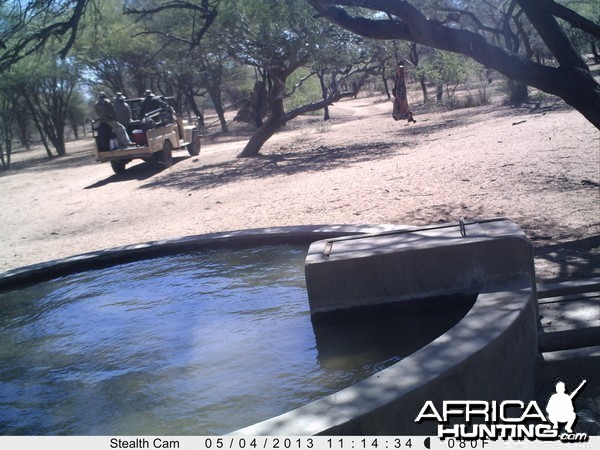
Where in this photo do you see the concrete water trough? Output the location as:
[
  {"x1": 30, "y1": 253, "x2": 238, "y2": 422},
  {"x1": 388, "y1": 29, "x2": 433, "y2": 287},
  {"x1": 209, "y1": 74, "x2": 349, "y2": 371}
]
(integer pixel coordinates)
[
  {"x1": 233, "y1": 218, "x2": 540, "y2": 435},
  {"x1": 0, "y1": 220, "x2": 541, "y2": 435}
]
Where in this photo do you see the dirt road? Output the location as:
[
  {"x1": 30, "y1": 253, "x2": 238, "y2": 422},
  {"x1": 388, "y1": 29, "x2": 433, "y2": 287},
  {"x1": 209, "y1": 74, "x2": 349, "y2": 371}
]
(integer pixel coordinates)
[{"x1": 1, "y1": 96, "x2": 598, "y2": 282}]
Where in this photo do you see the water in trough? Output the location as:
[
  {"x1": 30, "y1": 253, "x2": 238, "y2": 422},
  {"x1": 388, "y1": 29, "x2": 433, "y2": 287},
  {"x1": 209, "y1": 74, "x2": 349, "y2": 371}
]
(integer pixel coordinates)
[{"x1": 0, "y1": 245, "x2": 473, "y2": 435}]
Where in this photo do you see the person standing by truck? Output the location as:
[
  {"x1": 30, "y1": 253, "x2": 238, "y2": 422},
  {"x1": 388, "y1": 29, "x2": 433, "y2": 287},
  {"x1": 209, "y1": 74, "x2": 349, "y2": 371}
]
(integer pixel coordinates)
[{"x1": 94, "y1": 92, "x2": 133, "y2": 148}]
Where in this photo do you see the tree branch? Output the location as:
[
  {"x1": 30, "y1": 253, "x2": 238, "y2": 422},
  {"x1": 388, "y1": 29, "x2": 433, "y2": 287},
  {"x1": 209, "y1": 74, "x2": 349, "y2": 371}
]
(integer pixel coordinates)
[
  {"x1": 535, "y1": 0, "x2": 600, "y2": 40},
  {"x1": 132, "y1": 30, "x2": 193, "y2": 46},
  {"x1": 284, "y1": 70, "x2": 318, "y2": 99},
  {"x1": 308, "y1": 0, "x2": 600, "y2": 130},
  {"x1": 310, "y1": 1, "x2": 594, "y2": 91},
  {"x1": 438, "y1": 7, "x2": 504, "y2": 36},
  {"x1": 124, "y1": 0, "x2": 218, "y2": 47},
  {"x1": 0, "y1": 0, "x2": 89, "y2": 72},
  {"x1": 124, "y1": 0, "x2": 216, "y2": 19},
  {"x1": 517, "y1": 0, "x2": 589, "y2": 70}
]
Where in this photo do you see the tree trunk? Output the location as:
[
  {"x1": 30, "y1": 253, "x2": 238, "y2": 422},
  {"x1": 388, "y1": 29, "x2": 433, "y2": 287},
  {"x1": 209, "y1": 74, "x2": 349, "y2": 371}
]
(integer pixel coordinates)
[
  {"x1": 237, "y1": 114, "x2": 286, "y2": 158},
  {"x1": 25, "y1": 96, "x2": 53, "y2": 158},
  {"x1": 0, "y1": 136, "x2": 12, "y2": 169},
  {"x1": 506, "y1": 79, "x2": 529, "y2": 104},
  {"x1": 419, "y1": 75, "x2": 429, "y2": 103},
  {"x1": 208, "y1": 87, "x2": 228, "y2": 133},
  {"x1": 592, "y1": 41, "x2": 600, "y2": 64},
  {"x1": 436, "y1": 84, "x2": 443, "y2": 103},
  {"x1": 53, "y1": 141, "x2": 66, "y2": 156},
  {"x1": 317, "y1": 71, "x2": 331, "y2": 120},
  {"x1": 48, "y1": 121, "x2": 67, "y2": 156},
  {"x1": 238, "y1": 59, "x2": 362, "y2": 157},
  {"x1": 71, "y1": 121, "x2": 79, "y2": 140},
  {"x1": 0, "y1": 141, "x2": 5, "y2": 168},
  {"x1": 46, "y1": 115, "x2": 67, "y2": 156},
  {"x1": 323, "y1": 104, "x2": 331, "y2": 121},
  {"x1": 382, "y1": 72, "x2": 391, "y2": 99},
  {"x1": 239, "y1": 67, "x2": 289, "y2": 158},
  {"x1": 252, "y1": 80, "x2": 269, "y2": 128},
  {"x1": 554, "y1": 66, "x2": 600, "y2": 129},
  {"x1": 185, "y1": 87, "x2": 204, "y2": 126},
  {"x1": 15, "y1": 108, "x2": 31, "y2": 150}
]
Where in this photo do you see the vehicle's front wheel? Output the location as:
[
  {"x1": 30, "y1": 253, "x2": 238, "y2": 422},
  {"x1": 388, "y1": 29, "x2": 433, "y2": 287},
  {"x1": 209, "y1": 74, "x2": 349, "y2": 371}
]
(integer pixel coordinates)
[
  {"x1": 157, "y1": 139, "x2": 173, "y2": 168},
  {"x1": 110, "y1": 160, "x2": 126, "y2": 174}
]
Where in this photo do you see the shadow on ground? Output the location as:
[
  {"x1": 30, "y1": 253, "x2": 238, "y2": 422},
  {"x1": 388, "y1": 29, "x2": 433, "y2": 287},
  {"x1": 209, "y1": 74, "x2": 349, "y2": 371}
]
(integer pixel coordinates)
[
  {"x1": 400, "y1": 100, "x2": 574, "y2": 139},
  {"x1": 139, "y1": 141, "x2": 412, "y2": 191},
  {"x1": 85, "y1": 156, "x2": 188, "y2": 189},
  {"x1": 3, "y1": 150, "x2": 95, "y2": 175},
  {"x1": 534, "y1": 235, "x2": 600, "y2": 284}
]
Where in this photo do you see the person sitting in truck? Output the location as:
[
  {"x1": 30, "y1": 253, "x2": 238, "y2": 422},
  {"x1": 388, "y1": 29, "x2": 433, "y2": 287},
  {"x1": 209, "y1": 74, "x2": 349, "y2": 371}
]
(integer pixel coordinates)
[
  {"x1": 140, "y1": 90, "x2": 170, "y2": 118},
  {"x1": 94, "y1": 92, "x2": 134, "y2": 148},
  {"x1": 114, "y1": 92, "x2": 132, "y2": 127}
]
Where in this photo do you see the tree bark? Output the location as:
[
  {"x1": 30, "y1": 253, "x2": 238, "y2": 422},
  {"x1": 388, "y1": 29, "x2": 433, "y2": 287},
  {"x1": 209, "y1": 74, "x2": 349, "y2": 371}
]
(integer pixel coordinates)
[
  {"x1": 317, "y1": 70, "x2": 331, "y2": 120},
  {"x1": 185, "y1": 87, "x2": 204, "y2": 127},
  {"x1": 238, "y1": 68, "x2": 289, "y2": 158},
  {"x1": 592, "y1": 42, "x2": 600, "y2": 64},
  {"x1": 419, "y1": 75, "x2": 429, "y2": 103},
  {"x1": 0, "y1": 142, "x2": 5, "y2": 169},
  {"x1": 238, "y1": 64, "x2": 357, "y2": 157},
  {"x1": 24, "y1": 95, "x2": 53, "y2": 158},
  {"x1": 207, "y1": 87, "x2": 229, "y2": 133},
  {"x1": 237, "y1": 114, "x2": 287, "y2": 158},
  {"x1": 382, "y1": 71, "x2": 391, "y2": 100},
  {"x1": 507, "y1": 79, "x2": 529, "y2": 105}
]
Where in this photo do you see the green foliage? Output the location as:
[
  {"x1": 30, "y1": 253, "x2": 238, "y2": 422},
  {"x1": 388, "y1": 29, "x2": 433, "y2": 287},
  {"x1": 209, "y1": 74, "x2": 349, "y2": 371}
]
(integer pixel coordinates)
[
  {"x1": 557, "y1": 0, "x2": 600, "y2": 56},
  {"x1": 0, "y1": 0, "x2": 89, "y2": 73},
  {"x1": 416, "y1": 50, "x2": 471, "y2": 99},
  {"x1": 66, "y1": 89, "x2": 89, "y2": 138},
  {"x1": 220, "y1": 0, "x2": 321, "y2": 68},
  {"x1": 10, "y1": 51, "x2": 83, "y2": 156},
  {"x1": 0, "y1": 73, "x2": 20, "y2": 168},
  {"x1": 414, "y1": 49, "x2": 494, "y2": 109},
  {"x1": 76, "y1": 0, "x2": 157, "y2": 96},
  {"x1": 285, "y1": 68, "x2": 322, "y2": 111}
]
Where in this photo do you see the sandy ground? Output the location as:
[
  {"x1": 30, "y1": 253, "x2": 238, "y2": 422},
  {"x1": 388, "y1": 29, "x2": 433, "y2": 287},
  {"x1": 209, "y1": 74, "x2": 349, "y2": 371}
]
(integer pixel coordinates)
[{"x1": 1, "y1": 95, "x2": 599, "y2": 284}]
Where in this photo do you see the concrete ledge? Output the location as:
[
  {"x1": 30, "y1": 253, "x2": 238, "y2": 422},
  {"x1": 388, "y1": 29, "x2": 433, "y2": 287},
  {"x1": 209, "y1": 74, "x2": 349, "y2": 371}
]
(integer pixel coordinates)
[
  {"x1": 0, "y1": 224, "x2": 408, "y2": 291},
  {"x1": 537, "y1": 277, "x2": 600, "y2": 299},
  {"x1": 540, "y1": 346, "x2": 600, "y2": 362},
  {"x1": 232, "y1": 219, "x2": 540, "y2": 435},
  {"x1": 539, "y1": 327, "x2": 600, "y2": 353},
  {"x1": 306, "y1": 219, "x2": 536, "y2": 317}
]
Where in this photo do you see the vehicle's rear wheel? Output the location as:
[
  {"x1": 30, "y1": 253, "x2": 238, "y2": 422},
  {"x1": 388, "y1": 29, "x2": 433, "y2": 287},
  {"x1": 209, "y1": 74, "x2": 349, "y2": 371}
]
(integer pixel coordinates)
[
  {"x1": 110, "y1": 160, "x2": 126, "y2": 174},
  {"x1": 157, "y1": 139, "x2": 173, "y2": 168},
  {"x1": 187, "y1": 130, "x2": 200, "y2": 156}
]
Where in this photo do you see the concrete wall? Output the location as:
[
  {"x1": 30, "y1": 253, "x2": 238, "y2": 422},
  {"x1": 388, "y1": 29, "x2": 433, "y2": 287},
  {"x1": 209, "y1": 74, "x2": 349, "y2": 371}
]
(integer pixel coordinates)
[
  {"x1": 305, "y1": 219, "x2": 536, "y2": 318},
  {"x1": 0, "y1": 224, "x2": 405, "y2": 291},
  {"x1": 232, "y1": 219, "x2": 540, "y2": 435},
  {"x1": 232, "y1": 282, "x2": 538, "y2": 435}
]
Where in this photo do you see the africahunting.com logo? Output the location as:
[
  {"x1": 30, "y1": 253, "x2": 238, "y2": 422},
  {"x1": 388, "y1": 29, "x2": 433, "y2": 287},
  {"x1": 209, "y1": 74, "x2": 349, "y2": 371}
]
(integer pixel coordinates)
[{"x1": 415, "y1": 380, "x2": 589, "y2": 442}]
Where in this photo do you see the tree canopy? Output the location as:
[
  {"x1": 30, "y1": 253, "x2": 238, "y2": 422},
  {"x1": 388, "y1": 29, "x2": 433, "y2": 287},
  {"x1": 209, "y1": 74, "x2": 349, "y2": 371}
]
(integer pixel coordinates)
[
  {"x1": 0, "y1": 0, "x2": 89, "y2": 73},
  {"x1": 1, "y1": 0, "x2": 599, "y2": 168},
  {"x1": 308, "y1": 0, "x2": 600, "y2": 129}
]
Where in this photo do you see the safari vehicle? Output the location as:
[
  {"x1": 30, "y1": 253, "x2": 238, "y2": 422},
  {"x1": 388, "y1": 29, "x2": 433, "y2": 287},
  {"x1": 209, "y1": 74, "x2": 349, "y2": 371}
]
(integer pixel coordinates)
[{"x1": 92, "y1": 97, "x2": 201, "y2": 174}]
